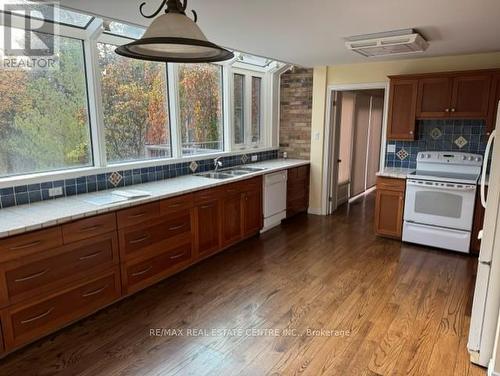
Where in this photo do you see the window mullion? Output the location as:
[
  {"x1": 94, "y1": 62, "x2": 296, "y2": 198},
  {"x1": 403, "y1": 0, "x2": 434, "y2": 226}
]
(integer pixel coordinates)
[
  {"x1": 223, "y1": 64, "x2": 232, "y2": 152},
  {"x1": 83, "y1": 18, "x2": 107, "y2": 168},
  {"x1": 245, "y1": 74, "x2": 252, "y2": 149},
  {"x1": 168, "y1": 63, "x2": 182, "y2": 159}
]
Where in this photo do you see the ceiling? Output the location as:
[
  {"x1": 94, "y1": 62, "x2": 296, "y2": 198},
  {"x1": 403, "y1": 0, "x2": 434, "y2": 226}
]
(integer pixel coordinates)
[{"x1": 61, "y1": 0, "x2": 500, "y2": 67}]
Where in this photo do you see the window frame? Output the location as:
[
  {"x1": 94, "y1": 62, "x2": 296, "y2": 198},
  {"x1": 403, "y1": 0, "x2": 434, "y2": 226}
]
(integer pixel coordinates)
[
  {"x1": 230, "y1": 68, "x2": 266, "y2": 151},
  {"x1": 95, "y1": 32, "x2": 173, "y2": 165},
  {"x1": 0, "y1": 7, "x2": 284, "y2": 186}
]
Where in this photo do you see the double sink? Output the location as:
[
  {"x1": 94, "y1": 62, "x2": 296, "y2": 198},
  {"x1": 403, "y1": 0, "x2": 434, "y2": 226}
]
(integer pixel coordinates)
[{"x1": 196, "y1": 166, "x2": 266, "y2": 180}]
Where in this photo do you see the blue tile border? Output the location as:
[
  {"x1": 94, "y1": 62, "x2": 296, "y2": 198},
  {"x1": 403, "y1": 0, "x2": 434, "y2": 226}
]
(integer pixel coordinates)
[
  {"x1": 385, "y1": 119, "x2": 488, "y2": 169},
  {"x1": 0, "y1": 150, "x2": 279, "y2": 209}
]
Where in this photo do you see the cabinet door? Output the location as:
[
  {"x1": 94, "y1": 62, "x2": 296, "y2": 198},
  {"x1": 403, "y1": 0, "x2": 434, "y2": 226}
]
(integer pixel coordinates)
[
  {"x1": 374, "y1": 189, "x2": 404, "y2": 239},
  {"x1": 243, "y1": 188, "x2": 262, "y2": 237},
  {"x1": 416, "y1": 77, "x2": 452, "y2": 118},
  {"x1": 487, "y1": 73, "x2": 500, "y2": 135},
  {"x1": 196, "y1": 200, "x2": 221, "y2": 256},
  {"x1": 221, "y1": 191, "x2": 242, "y2": 246},
  {"x1": 451, "y1": 74, "x2": 491, "y2": 118},
  {"x1": 387, "y1": 79, "x2": 418, "y2": 140}
]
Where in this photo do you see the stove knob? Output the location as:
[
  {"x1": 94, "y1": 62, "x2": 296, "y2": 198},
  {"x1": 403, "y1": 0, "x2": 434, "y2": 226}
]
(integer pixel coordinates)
[
  {"x1": 462, "y1": 155, "x2": 467, "y2": 161},
  {"x1": 476, "y1": 157, "x2": 481, "y2": 162},
  {"x1": 468, "y1": 156, "x2": 474, "y2": 161},
  {"x1": 426, "y1": 154, "x2": 431, "y2": 159}
]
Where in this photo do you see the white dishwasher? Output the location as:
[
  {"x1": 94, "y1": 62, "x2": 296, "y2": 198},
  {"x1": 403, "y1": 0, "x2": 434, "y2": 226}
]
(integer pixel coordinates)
[{"x1": 261, "y1": 170, "x2": 288, "y2": 233}]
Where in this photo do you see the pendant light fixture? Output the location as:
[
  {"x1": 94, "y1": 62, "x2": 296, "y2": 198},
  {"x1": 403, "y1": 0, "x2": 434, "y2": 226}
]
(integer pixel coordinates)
[{"x1": 115, "y1": 0, "x2": 234, "y2": 63}]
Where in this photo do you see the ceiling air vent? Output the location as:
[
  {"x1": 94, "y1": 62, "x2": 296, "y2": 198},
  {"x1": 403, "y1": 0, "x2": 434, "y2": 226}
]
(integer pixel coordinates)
[{"x1": 345, "y1": 29, "x2": 428, "y2": 57}]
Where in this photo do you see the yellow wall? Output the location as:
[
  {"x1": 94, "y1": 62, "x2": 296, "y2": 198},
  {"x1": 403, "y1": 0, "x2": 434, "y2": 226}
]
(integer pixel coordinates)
[
  {"x1": 327, "y1": 51, "x2": 500, "y2": 85},
  {"x1": 308, "y1": 66, "x2": 328, "y2": 214},
  {"x1": 308, "y1": 51, "x2": 500, "y2": 213}
]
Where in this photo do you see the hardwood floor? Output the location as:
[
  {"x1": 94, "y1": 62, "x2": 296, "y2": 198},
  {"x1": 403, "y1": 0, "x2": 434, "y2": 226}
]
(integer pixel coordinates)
[{"x1": 0, "y1": 193, "x2": 486, "y2": 376}]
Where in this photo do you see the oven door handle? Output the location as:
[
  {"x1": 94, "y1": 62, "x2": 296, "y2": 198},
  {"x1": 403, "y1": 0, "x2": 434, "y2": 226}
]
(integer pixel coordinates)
[{"x1": 407, "y1": 180, "x2": 476, "y2": 192}]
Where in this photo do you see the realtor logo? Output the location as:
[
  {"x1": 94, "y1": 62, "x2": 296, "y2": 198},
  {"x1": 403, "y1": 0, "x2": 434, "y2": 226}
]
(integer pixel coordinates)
[{"x1": 1, "y1": 1, "x2": 59, "y2": 69}]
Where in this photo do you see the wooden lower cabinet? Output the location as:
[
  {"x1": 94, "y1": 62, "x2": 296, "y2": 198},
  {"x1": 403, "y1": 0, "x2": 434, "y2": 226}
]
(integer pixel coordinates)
[
  {"x1": 121, "y1": 241, "x2": 192, "y2": 295},
  {"x1": 374, "y1": 177, "x2": 406, "y2": 239},
  {"x1": 243, "y1": 185, "x2": 263, "y2": 236},
  {"x1": 1, "y1": 268, "x2": 121, "y2": 350},
  {"x1": 0, "y1": 168, "x2": 298, "y2": 356},
  {"x1": 221, "y1": 186, "x2": 244, "y2": 247},
  {"x1": 287, "y1": 165, "x2": 310, "y2": 218},
  {"x1": 195, "y1": 198, "x2": 221, "y2": 257}
]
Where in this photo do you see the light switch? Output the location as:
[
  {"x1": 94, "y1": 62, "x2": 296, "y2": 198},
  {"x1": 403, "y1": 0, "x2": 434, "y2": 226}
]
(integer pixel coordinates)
[
  {"x1": 387, "y1": 144, "x2": 396, "y2": 153},
  {"x1": 314, "y1": 132, "x2": 320, "y2": 141}
]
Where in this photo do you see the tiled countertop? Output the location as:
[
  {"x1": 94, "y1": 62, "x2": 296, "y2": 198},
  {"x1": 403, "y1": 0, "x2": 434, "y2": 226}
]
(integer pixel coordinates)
[
  {"x1": 0, "y1": 159, "x2": 309, "y2": 239},
  {"x1": 376, "y1": 167, "x2": 415, "y2": 180}
]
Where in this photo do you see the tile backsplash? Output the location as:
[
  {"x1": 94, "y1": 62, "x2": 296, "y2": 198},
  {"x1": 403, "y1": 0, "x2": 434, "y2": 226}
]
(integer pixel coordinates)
[
  {"x1": 385, "y1": 119, "x2": 488, "y2": 169},
  {"x1": 0, "y1": 150, "x2": 279, "y2": 209}
]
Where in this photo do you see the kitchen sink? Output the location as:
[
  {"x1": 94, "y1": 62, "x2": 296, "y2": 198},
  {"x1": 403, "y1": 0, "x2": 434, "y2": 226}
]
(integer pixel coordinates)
[
  {"x1": 196, "y1": 172, "x2": 233, "y2": 179},
  {"x1": 196, "y1": 166, "x2": 267, "y2": 180}
]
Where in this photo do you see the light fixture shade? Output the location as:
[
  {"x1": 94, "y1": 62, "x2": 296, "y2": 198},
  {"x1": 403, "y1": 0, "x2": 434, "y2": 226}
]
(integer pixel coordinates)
[{"x1": 115, "y1": 12, "x2": 234, "y2": 63}]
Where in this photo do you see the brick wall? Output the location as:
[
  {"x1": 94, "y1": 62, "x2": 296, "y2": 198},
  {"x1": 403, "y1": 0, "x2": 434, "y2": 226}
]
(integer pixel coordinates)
[{"x1": 279, "y1": 68, "x2": 313, "y2": 159}]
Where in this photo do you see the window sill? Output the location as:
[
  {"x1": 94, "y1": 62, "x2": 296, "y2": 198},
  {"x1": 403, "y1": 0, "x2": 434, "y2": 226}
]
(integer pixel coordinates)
[{"x1": 0, "y1": 147, "x2": 278, "y2": 189}]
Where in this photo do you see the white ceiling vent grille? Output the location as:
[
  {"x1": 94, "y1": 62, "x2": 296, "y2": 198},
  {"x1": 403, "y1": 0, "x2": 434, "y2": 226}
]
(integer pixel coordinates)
[{"x1": 345, "y1": 29, "x2": 429, "y2": 57}]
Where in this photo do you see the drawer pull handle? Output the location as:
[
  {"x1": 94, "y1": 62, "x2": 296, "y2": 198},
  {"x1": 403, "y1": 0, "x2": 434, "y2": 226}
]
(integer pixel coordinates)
[
  {"x1": 129, "y1": 234, "x2": 150, "y2": 244},
  {"x1": 168, "y1": 224, "x2": 187, "y2": 231},
  {"x1": 21, "y1": 307, "x2": 54, "y2": 324},
  {"x1": 168, "y1": 203, "x2": 182, "y2": 208},
  {"x1": 169, "y1": 253, "x2": 185, "y2": 260},
  {"x1": 200, "y1": 204, "x2": 214, "y2": 209},
  {"x1": 131, "y1": 265, "x2": 153, "y2": 277},
  {"x1": 10, "y1": 241, "x2": 42, "y2": 251},
  {"x1": 82, "y1": 285, "x2": 108, "y2": 297},
  {"x1": 15, "y1": 269, "x2": 49, "y2": 283},
  {"x1": 79, "y1": 225, "x2": 101, "y2": 232},
  {"x1": 79, "y1": 251, "x2": 102, "y2": 261},
  {"x1": 129, "y1": 212, "x2": 146, "y2": 219}
]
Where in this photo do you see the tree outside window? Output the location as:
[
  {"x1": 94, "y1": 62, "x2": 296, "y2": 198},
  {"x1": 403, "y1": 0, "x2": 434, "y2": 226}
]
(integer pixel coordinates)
[{"x1": 177, "y1": 63, "x2": 223, "y2": 155}]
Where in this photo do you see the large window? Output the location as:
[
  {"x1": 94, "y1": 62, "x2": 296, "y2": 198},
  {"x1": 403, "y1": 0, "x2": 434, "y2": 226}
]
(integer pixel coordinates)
[
  {"x1": 97, "y1": 42, "x2": 171, "y2": 163},
  {"x1": 232, "y1": 71, "x2": 264, "y2": 149},
  {"x1": 0, "y1": 30, "x2": 92, "y2": 177},
  {"x1": 233, "y1": 73, "x2": 245, "y2": 145},
  {"x1": 251, "y1": 76, "x2": 262, "y2": 143},
  {"x1": 178, "y1": 63, "x2": 223, "y2": 155},
  {"x1": 0, "y1": 7, "x2": 282, "y2": 181}
]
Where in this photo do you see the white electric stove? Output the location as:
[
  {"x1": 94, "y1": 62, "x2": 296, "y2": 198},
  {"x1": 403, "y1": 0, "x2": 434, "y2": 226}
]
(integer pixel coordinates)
[{"x1": 403, "y1": 151, "x2": 483, "y2": 253}]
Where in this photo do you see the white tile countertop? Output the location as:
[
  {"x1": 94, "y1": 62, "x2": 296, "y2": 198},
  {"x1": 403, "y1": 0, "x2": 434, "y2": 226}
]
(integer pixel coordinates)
[
  {"x1": 0, "y1": 159, "x2": 309, "y2": 239},
  {"x1": 376, "y1": 167, "x2": 415, "y2": 180}
]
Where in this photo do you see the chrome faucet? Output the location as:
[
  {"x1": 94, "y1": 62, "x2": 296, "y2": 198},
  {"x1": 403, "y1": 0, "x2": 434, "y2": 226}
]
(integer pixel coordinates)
[{"x1": 214, "y1": 156, "x2": 223, "y2": 172}]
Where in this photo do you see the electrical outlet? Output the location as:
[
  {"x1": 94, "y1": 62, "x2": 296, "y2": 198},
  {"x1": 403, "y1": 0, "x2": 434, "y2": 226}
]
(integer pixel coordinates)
[
  {"x1": 48, "y1": 186, "x2": 63, "y2": 197},
  {"x1": 251, "y1": 155, "x2": 258, "y2": 162}
]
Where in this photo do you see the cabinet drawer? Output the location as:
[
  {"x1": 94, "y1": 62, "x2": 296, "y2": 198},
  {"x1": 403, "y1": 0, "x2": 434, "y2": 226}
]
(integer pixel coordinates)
[
  {"x1": 117, "y1": 202, "x2": 160, "y2": 229},
  {"x1": 62, "y1": 213, "x2": 116, "y2": 244},
  {"x1": 2, "y1": 233, "x2": 118, "y2": 304},
  {"x1": 194, "y1": 188, "x2": 221, "y2": 204},
  {"x1": 160, "y1": 194, "x2": 193, "y2": 215},
  {"x1": 0, "y1": 227, "x2": 63, "y2": 263},
  {"x1": 123, "y1": 242, "x2": 192, "y2": 294},
  {"x1": 2, "y1": 268, "x2": 121, "y2": 350},
  {"x1": 119, "y1": 212, "x2": 191, "y2": 257},
  {"x1": 376, "y1": 177, "x2": 406, "y2": 192},
  {"x1": 240, "y1": 176, "x2": 262, "y2": 193}
]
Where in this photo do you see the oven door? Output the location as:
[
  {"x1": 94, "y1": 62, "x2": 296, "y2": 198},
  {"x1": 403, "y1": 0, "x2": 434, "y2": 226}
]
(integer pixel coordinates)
[{"x1": 404, "y1": 179, "x2": 477, "y2": 231}]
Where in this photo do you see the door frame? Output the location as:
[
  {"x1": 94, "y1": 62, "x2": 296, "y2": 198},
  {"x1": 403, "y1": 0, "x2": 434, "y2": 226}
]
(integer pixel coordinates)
[{"x1": 322, "y1": 82, "x2": 390, "y2": 215}]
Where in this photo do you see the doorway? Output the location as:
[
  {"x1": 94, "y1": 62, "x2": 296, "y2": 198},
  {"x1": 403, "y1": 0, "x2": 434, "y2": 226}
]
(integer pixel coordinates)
[{"x1": 327, "y1": 87, "x2": 386, "y2": 213}]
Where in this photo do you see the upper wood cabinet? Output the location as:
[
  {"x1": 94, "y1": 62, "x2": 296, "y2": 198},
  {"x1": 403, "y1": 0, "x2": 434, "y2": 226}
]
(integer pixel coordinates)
[
  {"x1": 387, "y1": 79, "x2": 418, "y2": 140},
  {"x1": 451, "y1": 74, "x2": 491, "y2": 118},
  {"x1": 417, "y1": 77, "x2": 453, "y2": 118},
  {"x1": 488, "y1": 73, "x2": 500, "y2": 135},
  {"x1": 388, "y1": 69, "x2": 497, "y2": 140}
]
